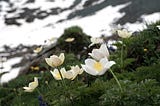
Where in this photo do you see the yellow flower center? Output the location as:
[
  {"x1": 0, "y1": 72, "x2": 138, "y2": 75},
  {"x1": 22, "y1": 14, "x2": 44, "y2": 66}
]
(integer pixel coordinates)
[
  {"x1": 56, "y1": 73, "x2": 61, "y2": 79},
  {"x1": 93, "y1": 62, "x2": 103, "y2": 71}
]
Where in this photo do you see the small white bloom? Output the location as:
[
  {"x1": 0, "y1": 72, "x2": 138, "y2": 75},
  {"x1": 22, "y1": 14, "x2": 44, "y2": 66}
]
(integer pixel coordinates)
[
  {"x1": 89, "y1": 44, "x2": 109, "y2": 60},
  {"x1": 33, "y1": 46, "x2": 43, "y2": 53},
  {"x1": 23, "y1": 77, "x2": 38, "y2": 92},
  {"x1": 65, "y1": 65, "x2": 83, "y2": 80},
  {"x1": 45, "y1": 53, "x2": 65, "y2": 67},
  {"x1": 157, "y1": 25, "x2": 160, "y2": 30},
  {"x1": 81, "y1": 58, "x2": 115, "y2": 76},
  {"x1": 89, "y1": 37, "x2": 104, "y2": 47},
  {"x1": 50, "y1": 68, "x2": 66, "y2": 80},
  {"x1": 65, "y1": 37, "x2": 75, "y2": 42},
  {"x1": 117, "y1": 29, "x2": 132, "y2": 38}
]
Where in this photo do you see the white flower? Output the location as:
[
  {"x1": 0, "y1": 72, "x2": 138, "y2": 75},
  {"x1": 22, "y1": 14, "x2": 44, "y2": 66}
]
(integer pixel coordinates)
[
  {"x1": 157, "y1": 25, "x2": 160, "y2": 30},
  {"x1": 33, "y1": 46, "x2": 43, "y2": 53},
  {"x1": 45, "y1": 53, "x2": 65, "y2": 67},
  {"x1": 50, "y1": 68, "x2": 66, "y2": 80},
  {"x1": 89, "y1": 37, "x2": 104, "y2": 47},
  {"x1": 117, "y1": 29, "x2": 132, "y2": 38},
  {"x1": 65, "y1": 65, "x2": 83, "y2": 80},
  {"x1": 81, "y1": 58, "x2": 115, "y2": 76},
  {"x1": 65, "y1": 37, "x2": 75, "y2": 42},
  {"x1": 89, "y1": 44, "x2": 109, "y2": 60},
  {"x1": 23, "y1": 77, "x2": 38, "y2": 92}
]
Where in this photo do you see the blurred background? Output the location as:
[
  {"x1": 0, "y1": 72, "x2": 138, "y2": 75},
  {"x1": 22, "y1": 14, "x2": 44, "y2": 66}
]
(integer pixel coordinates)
[{"x1": 0, "y1": 0, "x2": 160, "y2": 83}]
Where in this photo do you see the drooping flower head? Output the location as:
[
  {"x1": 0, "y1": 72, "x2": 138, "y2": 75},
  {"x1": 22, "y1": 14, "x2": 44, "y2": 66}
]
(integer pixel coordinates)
[
  {"x1": 23, "y1": 77, "x2": 38, "y2": 92},
  {"x1": 45, "y1": 53, "x2": 65, "y2": 67},
  {"x1": 50, "y1": 68, "x2": 66, "y2": 80},
  {"x1": 117, "y1": 29, "x2": 132, "y2": 38},
  {"x1": 81, "y1": 57, "x2": 115, "y2": 76},
  {"x1": 89, "y1": 43, "x2": 109, "y2": 60}
]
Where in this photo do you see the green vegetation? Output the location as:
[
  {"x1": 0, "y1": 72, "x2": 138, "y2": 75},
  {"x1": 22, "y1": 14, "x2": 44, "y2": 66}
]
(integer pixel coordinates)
[{"x1": 0, "y1": 22, "x2": 160, "y2": 106}]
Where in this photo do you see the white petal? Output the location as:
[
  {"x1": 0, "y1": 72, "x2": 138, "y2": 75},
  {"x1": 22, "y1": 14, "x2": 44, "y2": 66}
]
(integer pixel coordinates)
[
  {"x1": 98, "y1": 68, "x2": 108, "y2": 75},
  {"x1": 34, "y1": 77, "x2": 38, "y2": 82},
  {"x1": 51, "y1": 56, "x2": 62, "y2": 67},
  {"x1": 29, "y1": 81, "x2": 38, "y2": 89},
  {"x1": 100, "y1": 44, "x2": 109, "y2": 58},
  {"x1": 33, "y1": 46, "x2": 43, "y2": 53},
  {"x1": 23, "y1": 87, "x2": 34, "y2": 92},
  {"x1": 60, "y1": 68, "x2": 67, "y2": 77},
  {"x1": 90, "y1": 49, "x2": 104, "y2": 60},
  {"x1": 81, "y1": 65, "x2": 98, "y2": 76},
  {"x1": 85, "y1": 58, "x2": 96, "y2": 67},
  {"x1": 64, "y1": 70, "x2": 74, "y2": 79},
  {"x1": 50, "y1": 69, "x2": 62, "y2": 80},
  {"x1": 117, "y1": 29, "x2": 132, "y2": 38},
  {"x1": 23, "y1": 87, "x2": 31, "y2": 90},
  {"x1": 105, "y1": 61, "x2": 116, "y2": 69},
  {"x1": 100, "y1": 57, "x2": 109, "y2": 66},
  {"x1": 59, "y1": 53, "x2": 65, "y2": 64},
  {"x1": 45, "y1": 58, "x2": 53, "y2": 67},
  {"x1": 79, "y1": 68, "x2": 84, "y2": 75}
]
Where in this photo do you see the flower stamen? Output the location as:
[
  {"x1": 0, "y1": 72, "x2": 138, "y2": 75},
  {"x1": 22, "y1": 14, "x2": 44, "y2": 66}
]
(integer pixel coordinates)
[{"x1": 94, "y1": 62, "x2": 103, "y2": 71}]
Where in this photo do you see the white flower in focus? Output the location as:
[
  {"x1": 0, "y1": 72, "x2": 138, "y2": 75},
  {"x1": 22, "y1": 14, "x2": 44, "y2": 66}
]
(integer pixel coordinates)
[
  {"x1": 33, "y1": 46, "x2": 43, "y2": 53},
  {"x1": 89, "y1": 44, "x2": 109, "y2": 60},
  {"x1": 65, "y1": 65, "x2": 83, "y2": 80},
  {"x1": 65, "y1": 37, "x2": 75, "y2": 42},
  {"x1": 23, "y1": 77, "x2": 38, "y2": 92},
  {"x1": 89, "y1": 37, "x2": 104, "y2": 47},
  {"x1": 45, "y1": 53, "x2": 65, "y2": 67},
  {"x1": 81, "y1": 58, "x2": 115, "y2": 76},
  {"x1": 50, "y1": 68, "x2": 66, "y2": 80},
  {"x1": 117, "y1": 29, "x2": 132, "y2": 38}
]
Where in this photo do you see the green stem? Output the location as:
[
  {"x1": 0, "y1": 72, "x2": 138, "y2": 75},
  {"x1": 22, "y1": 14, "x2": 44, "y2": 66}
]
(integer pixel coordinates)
[
  {"x1": 36, "y1": 88, "x2": 43, "y2": 96},
  {"x1": 57, "y1": 68, "x2": 68, "y2": 105},
  {"x1": 46, "y1": 83, "x2": 51, "y2": 90},
  {"x1": 58, "y1": 70, "x2": 66, "y2": 87},
  {"x1": 121, "y1": 44, "x2": 124, "y2": 71},
  {"x1": 69, "y1": 43, "x2": 71, "y2": 53},
  {"x1": 109, "y1": 69, "x2": 123, "y2": 92}
]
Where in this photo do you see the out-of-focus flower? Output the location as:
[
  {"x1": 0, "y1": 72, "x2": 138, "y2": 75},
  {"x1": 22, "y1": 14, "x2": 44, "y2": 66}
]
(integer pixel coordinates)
[
  {"x1": 89, "y1": 44, "x2": 109, "y2": 60},
  {"x1": 31, "y1": 66, "x2": 40, "y2": 71},
  {"x1": 50, "y1": 68, "x2": 66, "y2": 80},
  {"x1": 65, "y1": 37, "x2": 75, "y2": 42},
  {"x1": 65, "y1": 65, "x2": 83, "y2": 80},
  {"x1": 144, "y1": 48, "x2": 148, "y2": 52},
  {"x1": 48, "y1": 37, "x2": 56, "y2": 42},
  {"x1": 117, "y1": 29, "x2": 132, "y2": 38},
  {"x1": 157, "y1": 25, "x2": 160, "y2": 30},
  {"x1": 33, "y1": 46, "x2": 43, "y2": 53},
  {"x1": 81, "y1": 57, "x2": 115, "y2": 76},
  {"x1": 89, "y1": 37, "x2": 104, "y2": 47},
  {"x1": 45, "y1": 53, "x2": 65, "y2": 67},
  {"x1": 23, "y1": 77, "x2": 38, "y2": 92}
]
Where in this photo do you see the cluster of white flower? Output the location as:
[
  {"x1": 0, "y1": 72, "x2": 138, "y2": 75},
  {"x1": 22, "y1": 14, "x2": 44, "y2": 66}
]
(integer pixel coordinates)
[{"x1": 23, "y1": 29, "x2": 131, "y2": 92}]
